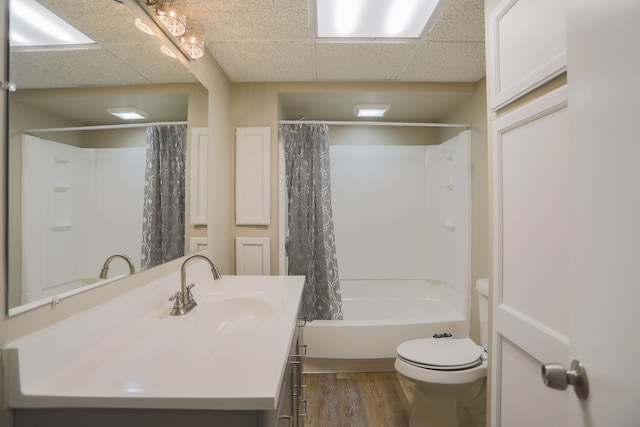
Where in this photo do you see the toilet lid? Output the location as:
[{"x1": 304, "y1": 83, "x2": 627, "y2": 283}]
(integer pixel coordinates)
[{"x1": 396, "y1": 338, "x2": 484, "y2": 370}]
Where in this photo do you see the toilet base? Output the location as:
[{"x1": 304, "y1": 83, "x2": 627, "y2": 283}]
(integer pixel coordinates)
[{"x1": 408, "y1": 377, "x2": 486, "y2": 427}]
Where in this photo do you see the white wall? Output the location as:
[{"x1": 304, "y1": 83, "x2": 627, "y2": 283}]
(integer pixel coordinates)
[
  {"x1": 92, "y1": 147, "x2": 146, "y2": 275},
  {"x1": 329, "y1": 132, "x2": 471, "y2": 313},
  {"x1": 331, "y1": 145, "x2": 429, "y2": 279},
  {"x1": 21, "y1": 137, "x2": 145, "y2": 304}
]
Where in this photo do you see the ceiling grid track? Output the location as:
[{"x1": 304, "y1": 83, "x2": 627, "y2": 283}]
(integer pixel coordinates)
[{"x1": 308, "y1": 0, "x2": 319, "y2": 81}]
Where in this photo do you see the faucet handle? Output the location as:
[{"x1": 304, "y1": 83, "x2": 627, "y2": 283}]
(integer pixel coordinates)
[
  {"x1": 186, "y1": 283, "x2": 195, "y2": 300},
  {"x1": 169, "y1": 291, "x2": 188, "y2": 316},
  {"x1": 185, "y1": 283, "x2": 197, "y2": 308},
  {"x1": 169, "y1": 291, "x2": 184, "y2": 306}
]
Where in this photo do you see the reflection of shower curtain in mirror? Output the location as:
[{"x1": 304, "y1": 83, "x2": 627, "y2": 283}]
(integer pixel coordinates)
[{"x1": 141, "y1": 125, "x2": 187, "y2": 269}]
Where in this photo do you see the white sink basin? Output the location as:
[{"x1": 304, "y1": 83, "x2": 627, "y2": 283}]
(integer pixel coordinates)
[
  {"x1": 200, "y1": 293, "x2": 282, "y2": 333},
  {"x1": 3, "y1": 272, "x2": 305, "y2": 411}
]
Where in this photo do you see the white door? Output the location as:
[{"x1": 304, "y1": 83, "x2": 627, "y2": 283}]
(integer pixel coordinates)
[
  {"x1": 492, "y1": 85, "x2": 571, "y2": 427},
  {"x1": 566, "y1": 0, "x2": 640, "y2": 424},
  {"x1": 491, "y1": 0, "x2": 640, "y2": 426}
]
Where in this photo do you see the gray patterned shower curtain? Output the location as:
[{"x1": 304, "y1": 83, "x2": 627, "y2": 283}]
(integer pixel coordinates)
[
  {"x1": 281, "y1": 123, "x2": 343, "y2": 321},
  {"x1": 141, "y1": 124, "x2": 186, "y2": 270}
]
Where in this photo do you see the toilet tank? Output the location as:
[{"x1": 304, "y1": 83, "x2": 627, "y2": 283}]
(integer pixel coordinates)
[{"x1": 475, "y1": 278, "x2": 490, "y2": 349}]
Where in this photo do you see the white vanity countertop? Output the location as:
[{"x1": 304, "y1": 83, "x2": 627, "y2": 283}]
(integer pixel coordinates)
[{"x1": 3, "y1": 265, "x2": 305, "y2": 411}]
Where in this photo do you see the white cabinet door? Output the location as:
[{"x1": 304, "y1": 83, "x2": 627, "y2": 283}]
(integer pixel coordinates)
[
  {"x1": 190, "y1": 126, "x2": 208, "y2": 225},
  {"x1": 488, "y1": 0, "x2": 566, "y2": 110},
  {"x1": 235, "y1": 127, "x2": 271, "y2": 225}
]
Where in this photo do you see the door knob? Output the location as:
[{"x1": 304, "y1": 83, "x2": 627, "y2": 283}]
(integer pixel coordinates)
[{"x1": 541, "y1": 359, "x2": 589, "y2": 399}]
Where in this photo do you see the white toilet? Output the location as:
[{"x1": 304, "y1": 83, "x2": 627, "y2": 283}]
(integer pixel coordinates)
[{"x1": 395, "y1": 278, "x2": 490, "y2": 427}]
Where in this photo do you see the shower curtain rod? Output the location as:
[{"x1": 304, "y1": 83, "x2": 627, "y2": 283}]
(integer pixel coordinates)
[
  {"x1": 24, "y1": 121, "x2": 188, "y2": 133},
  {"x1": 279, "y1": 120, "x2": 470, "y2": 129}
]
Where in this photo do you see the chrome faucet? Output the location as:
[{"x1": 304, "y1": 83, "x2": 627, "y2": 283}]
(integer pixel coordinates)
[
  {"x1": 169, "y1": 254, "x2": 221, "y2": 316},
  {"x1": 99, "y1": 254, "x2": 135, "y2": 279}
]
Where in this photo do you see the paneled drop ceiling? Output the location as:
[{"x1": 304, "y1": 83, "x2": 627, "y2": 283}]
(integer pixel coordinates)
[
  {"x1": 203, "y1": 0, "x2": 485, "y2": 82},
  {"x1": 12, "y1": 0, "x2": 485, "y2": 88},
  {"x1": 9, "y1": 0, "x2": 485, "y2": 124}
]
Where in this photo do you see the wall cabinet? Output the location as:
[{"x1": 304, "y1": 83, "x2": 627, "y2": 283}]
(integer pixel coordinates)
[
  {"x1": 488, "y1": 0, "x2": 566, "y2": 110},
  {"x1": 235, "y1": 127, "x2": 271, "y2": 225}
]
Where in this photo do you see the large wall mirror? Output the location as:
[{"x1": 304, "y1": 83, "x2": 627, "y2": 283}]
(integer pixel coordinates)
[{"x1": 7, "y1": 0, "x2": 208, "y2": 315}]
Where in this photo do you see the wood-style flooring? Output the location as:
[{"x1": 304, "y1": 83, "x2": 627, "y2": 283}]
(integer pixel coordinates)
[{"x1": 303, "y1": 372, "x2": 415, "y2": 427}]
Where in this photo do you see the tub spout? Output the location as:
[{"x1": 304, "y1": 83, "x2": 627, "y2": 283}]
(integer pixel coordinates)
[{"x1": 99, "y1": 254, "x2": 135, "y2": 279}]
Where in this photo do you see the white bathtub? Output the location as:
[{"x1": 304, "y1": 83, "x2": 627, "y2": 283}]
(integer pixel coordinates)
[{"x1": 302, "y1": 280, "x2": 469, "y2": 372}]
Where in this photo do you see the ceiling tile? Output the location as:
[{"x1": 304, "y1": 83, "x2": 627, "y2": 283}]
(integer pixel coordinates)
[
  {"x1": 10, "y1": 55, "x2": 75, "y2": 89},
  {"x1": 427, "y1": 0, "x2": 485, "y2": 42},
  {"x1": 401, "y1": 41, "x2": 485, "y2": 82},
  {"x1": 63, "y1": 11, "x2": 150, "y2": 45},
  {"x1": 19, "y1": 48, "x2": 150, "y2": 87},
  {"x1": 108, "y1": 43, "x2": 198, "y2": 84},
  {"x1": 208, "y1": 41, "x2": 314, "y2": 82},
  {"x1": 188, "y1": 0, "x2": 310, "y2": 41},
  {"x1": 315, "y1": 42, "x2": 418, "y2": 81},
  {"x1": 39, "y1": 0, "x2": 131, "y2": 17}
]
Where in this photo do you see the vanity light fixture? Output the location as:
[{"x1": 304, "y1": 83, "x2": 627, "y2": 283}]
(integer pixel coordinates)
[
  {"x1": 133, "y1": 0, "x2": 204, "y2": 60},
  {"x1": 355, "y1": 104, "x2": 390, "y2": 118},
  {"x1": 316, "y1": 0, "x2": 443, "y2": 39},
  {"x1": 107, "y1": 107, "x2": 149, "y2": 120},
  {"x1": 154, "y1": 0, "x2": 186, "y2": 37},
  {"x1": 134, "y1": 0, "x2": 186, "y2": 37},
  {"x1": 178, "y1": 28, "x2": 205, "y2": 59}
]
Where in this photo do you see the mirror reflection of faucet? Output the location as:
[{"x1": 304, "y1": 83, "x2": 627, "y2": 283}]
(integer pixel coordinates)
[
  {"x1": 99, "y1": 254, "x2": 135, "y2": 279},
  {"x1": 170, "y1": 254, "x2": 222, "y2": 316}
]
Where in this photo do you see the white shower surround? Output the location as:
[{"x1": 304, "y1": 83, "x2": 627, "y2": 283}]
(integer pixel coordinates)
[
  {"x1": 21, "y1": 135, "x2": 146, "y2": 305},
  {"x1": 303, "y1": 131, "x2": 472, "y2": 368}
]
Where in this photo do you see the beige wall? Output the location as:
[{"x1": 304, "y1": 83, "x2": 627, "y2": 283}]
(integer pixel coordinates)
[
  {"x1": 329, "y1": 125, "x2": 440, "y2": 146},
  {"x1": 442, "y1": 78, "x2": 489, "y2": 343},
  {"x1": 0, "y1": 1, "x2": 232, "y2": 423},
  {"x1": 193, "y1": 51, "x2": 234, "y2": 276}
]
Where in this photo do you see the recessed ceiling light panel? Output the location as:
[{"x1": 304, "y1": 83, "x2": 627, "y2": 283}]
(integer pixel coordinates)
[
  {"x1": 355, "y1": 104, "x2": 390, "y2": 118},
  {"x1": 9, "y1": 0, "x2": 96, "y2": 48},
  {"x1": 107, "y1": 107, "x2": 149, "y2": 121},
  {"x1": 316, "y1": 0, "x2": 443, "y2": 39}
]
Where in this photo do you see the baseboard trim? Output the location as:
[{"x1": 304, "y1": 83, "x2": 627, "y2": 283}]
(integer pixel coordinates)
[{"x1": 303, "y1": 357, "x2": 396, "y2": 374}]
